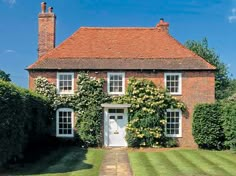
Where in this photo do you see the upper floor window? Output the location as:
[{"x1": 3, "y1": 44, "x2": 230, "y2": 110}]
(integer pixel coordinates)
[
  {"x1": 165, "y1": 109, "x2": 182, "y2": 137},
  {"x1": 107, "y1": 72, "x2": 125, "y2": 95},
  {"x1": 57, "y1": 72, "x2": 74, "y2": 94},
  {"x1": 56, "y1": 108, "x2": 74, "y2": 137},
  {"x1": 164, "y1": 73, "x2": 182, "y2": 95}
]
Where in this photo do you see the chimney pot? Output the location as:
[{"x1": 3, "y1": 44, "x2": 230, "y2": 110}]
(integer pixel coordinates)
[
  {"x1": 156, "y1": 18, "x2": 169, "y2": 32},
  {"x1": 41, "y1": 2, "x2": 46, "y2": 13},
  {"x1": 48, "y1": 7, "x2": 53, "y2": 13}
]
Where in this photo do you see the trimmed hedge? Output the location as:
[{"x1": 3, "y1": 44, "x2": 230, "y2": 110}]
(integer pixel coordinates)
[
  {"x1": 192, "y1": 103, "x2": 225, "y2": 150},
  {"x1": 0, "y1": 81, "x2": 51, "y2": 165},
  {"x1": 222, "y1": 100, "x2": 236, "y2": 150}
]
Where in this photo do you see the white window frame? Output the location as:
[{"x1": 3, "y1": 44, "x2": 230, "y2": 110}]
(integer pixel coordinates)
[
  {"x1": 107, "y1": 72, "x2": 125, "y2": 95},
  {"x1": 164, "y1": 73, "x2": 182, "y2": 95},
  {"x1": 57, "y1": 72, "x2": 74, "y2": 95},
  {"x1": 56, "y1": 108, "x2": 74, "y2": 137},
  {"x1": 165, "y1": 109, "x2": 182, "y2": 137}
]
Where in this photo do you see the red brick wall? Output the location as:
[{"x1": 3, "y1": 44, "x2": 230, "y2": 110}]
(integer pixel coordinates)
[
  {"x1": 38, "y1": 13, "x2": 56, "y2": 58},
  {"x1": 28, "y1": 70, "x2": 215, "y2": 147}
]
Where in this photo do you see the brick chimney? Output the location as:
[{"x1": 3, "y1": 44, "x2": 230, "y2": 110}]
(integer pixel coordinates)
[
  {"x1": 38, "y1": 2, "x2": 56, "y2": 58},
  {"x1": 156, "y1": 18, "x2": 169, "y2": 32}
]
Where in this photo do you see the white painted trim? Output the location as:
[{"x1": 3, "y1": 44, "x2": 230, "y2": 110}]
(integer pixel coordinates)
[
  {"x1": 103, "y1": 107, "x2": 128, "y2": 147},
  {"x1": 165, "y1": 109, "x2": 182, "y2": 138},
  {"x1": 107, "y1": 72, "x2": 125, "y2": 95},
  {"x1": 164, "y1": 72, "x2": 182, "y2": 95},
  {"x1": 101, "y1": 104, "x2": 131, "y2": 108},
  {"x1": 56, "y1": 72, "x2": 74, "y2": 95},
  {"x1": 56, "y1": 108, "x2": 74, "y2": 137}
]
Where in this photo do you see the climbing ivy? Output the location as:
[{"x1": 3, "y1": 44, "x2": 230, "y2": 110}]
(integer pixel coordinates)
[
  {"x1": 35, "y1": 76, "x2": 185, "y2": 148},
  {"x1": 35, "y1": 73, "x2": 110, "y2": 146},
  {"x1": 113, "y1": 78, "x2": 186, "y2": 147}
]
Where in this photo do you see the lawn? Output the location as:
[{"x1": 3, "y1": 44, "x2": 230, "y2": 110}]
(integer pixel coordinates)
[
  {"x1": 2, "y1": 147, "x2": 105, "y2": 176},
  {"x1": 129, "y1": 149, "x2": 236, "y2": 176}
]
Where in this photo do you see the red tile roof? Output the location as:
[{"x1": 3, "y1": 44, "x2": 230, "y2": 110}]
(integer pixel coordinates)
[{"x1": 28, "y1": 26, "x2": 215, "y2": 70}]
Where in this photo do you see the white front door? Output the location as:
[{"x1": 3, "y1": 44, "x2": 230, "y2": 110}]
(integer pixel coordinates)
[{"x1": 108, "y1": 113, "x2": 127, "y2": 147}]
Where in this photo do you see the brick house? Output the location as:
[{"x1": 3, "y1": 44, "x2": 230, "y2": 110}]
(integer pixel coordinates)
[{"x1": 27, "y1": 2, "x2": 215, "y2": 147}]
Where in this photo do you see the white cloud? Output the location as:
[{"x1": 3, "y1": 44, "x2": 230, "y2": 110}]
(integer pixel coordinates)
[
  {"x1": 228, "y1": 8, "x2": 236, "y2": 23},
  {"x1": 2, "y1": 0, "x2": 16, "y2": 6},
  {"x1": 4, "y1": 49, "x2": 16, "y2": 53}
]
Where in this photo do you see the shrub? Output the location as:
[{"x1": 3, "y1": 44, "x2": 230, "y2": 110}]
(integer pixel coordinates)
[
  {"x1": 35, "y1": 73, "x2": 111, "y2": 146},
  {"x1": 221, "y1": 98, "x2": 236, "y2": 150},
  {"x1": 74, "y1": 73, "x2": 111, "y2": 146},
  {"x1": 113, "y1": 78, "x2": 185, "y2": 147},
  {"x1": 0, "y1": 81, "x2": 51, "y2": 165},
  {"x1": 192, "y1": 103, "x2": 224, "y2": 150}
]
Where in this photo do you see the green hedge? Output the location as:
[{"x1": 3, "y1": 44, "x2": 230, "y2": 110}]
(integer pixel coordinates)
[
  {"x1": 0, "y1": 81, "x2": 51, "y2": 165},
  {"x1": 192, "y1": 103, "x2": 225, "y2": 150},
  {"x1": 222, "y1": 100, "x2": 236, "y2": 150}
]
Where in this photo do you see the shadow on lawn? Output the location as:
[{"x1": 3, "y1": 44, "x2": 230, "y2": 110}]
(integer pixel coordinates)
[
  {"x1": 12, "y1": 147, "x2": 93, "y2": 175},
  {"x1": 1, "y1": 137, "x2": 94, "y2": 175}
]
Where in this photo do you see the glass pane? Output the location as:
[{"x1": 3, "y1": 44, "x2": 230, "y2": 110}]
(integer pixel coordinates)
[
  {"x1": 108, "y1": 109, "x2": 116, "y2": 113},
  {"x1": 68, "y1": 75, "x2": 72, "y2": 80},
  {"x1": 114, "y1": 75, "x2": 118, "y2": 80},
  {"x1": 110, "y1": 87, "x2": 113, "y2": 92},
  {"x1": 110, "y1": 75, "x2": 114, "y2": 80},
  {"x1": 109, "y1": 116, "x2": 115, "y2": 119},
  {"x1": 68, "y1": 129, "x2": 72, "y2": 134},
  {"x1": 114, "y1": 87, "x2": 119, "y2": 92},
  {"x1": 118, "y1": 75, "x2": 122, "y2": 80},
  {"x1": 117, "y1": 116, "x2": 123, "y2": 120},
  {"x1": 119, "y1": 87, "x2": 122, "y2": 92},
  {"x1": 59, "y1": 129, "x2": 63, "y2": 134},
  {"x1": 117, "y1": 109, "x2": 124, "y2": 113}
]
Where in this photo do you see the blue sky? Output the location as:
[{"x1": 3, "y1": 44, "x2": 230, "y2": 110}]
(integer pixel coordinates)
[{"x1": 0, "y1": 0, "x2": 236, "y2": 88}]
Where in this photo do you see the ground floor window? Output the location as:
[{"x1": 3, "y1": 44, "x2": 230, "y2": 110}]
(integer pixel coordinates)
[
  {"x1": 165, "y1": 109, "x2": 182, "y2": 137},
  {"x1": 56, "y1": 108, "x2": 74, "y2": 137}
]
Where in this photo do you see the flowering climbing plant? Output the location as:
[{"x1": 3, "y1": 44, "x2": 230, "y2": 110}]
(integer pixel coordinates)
[{"x1": 113, "y1": 78, "x2": 186, "y2": 147}]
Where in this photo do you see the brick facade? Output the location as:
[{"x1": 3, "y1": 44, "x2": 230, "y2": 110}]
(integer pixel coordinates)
[
  {"x1": 28, "y1": 70, "x2": 215, "y2": 147},
  {"x1": 38, "y1": 2, "x2": 56, "y2": 58}
]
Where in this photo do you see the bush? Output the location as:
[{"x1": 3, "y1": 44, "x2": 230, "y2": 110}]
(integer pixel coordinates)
[
  {"x1": 192, "y1": 103, "x2": 224, "y2": 150},
  {"x1": 221, "y1": 99, "x2": 236, "y2": 150},
  {"x1": 35, "y1": 73, "x2": 111, "y2": 146},
  {"x1": 74, "y1": 73, "x2": 111, "y2": 146},
  {"x1": 113, "y1": 78, "x2": 185, "y2": 147},
  {"x1": 0, "y1": 81, "x2": 51, "y2": 165}
]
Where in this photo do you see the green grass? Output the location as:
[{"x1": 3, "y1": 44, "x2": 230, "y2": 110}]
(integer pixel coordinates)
[
  {"x1": 3, "y1": 147, "x2": 105, "y2": 176},
  {"x1": 129, "y1": 149, "x2": 236, "y2": 176}
]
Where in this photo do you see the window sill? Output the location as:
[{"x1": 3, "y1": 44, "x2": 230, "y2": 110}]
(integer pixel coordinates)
[
  {"x1": 166, "y1": 135, "x2": 182, "y2": 138},
  {"x1": 56, "y1": 135, "x2": 74, "y2": 138}
]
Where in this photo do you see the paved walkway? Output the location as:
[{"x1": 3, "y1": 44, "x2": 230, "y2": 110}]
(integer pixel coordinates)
[{"x1": 99, "y1": 148, "x2": 133, "y2": 176}]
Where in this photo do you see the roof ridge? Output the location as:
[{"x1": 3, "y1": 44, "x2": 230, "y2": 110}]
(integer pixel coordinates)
[{"x1": 80, "y1": 27, "x2": 157, "y2": 30}]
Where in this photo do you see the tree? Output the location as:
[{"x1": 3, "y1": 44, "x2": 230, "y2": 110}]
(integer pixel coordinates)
[
  {"x1": 185, "y1": 38, "x2": 229, "y2": 100},
  {"x1": 0, "y1": 69, "x2": 11, "y2": 82}
]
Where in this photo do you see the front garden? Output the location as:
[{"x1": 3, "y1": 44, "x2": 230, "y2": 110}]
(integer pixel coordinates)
[{"x1": 129, "y1": 149, "x2": 236, "y2": 176}]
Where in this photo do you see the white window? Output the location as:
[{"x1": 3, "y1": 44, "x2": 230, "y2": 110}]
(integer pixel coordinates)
[
  {"x1": 164, "y1": 73, "x2": 182, "y2": 95},
  {"x1": 165, "y1": 109, "x2": 182, "y2": 137},
  {"x1": 56, "y1": 108, "x2": 74, "y2": 137},
  {"x1": 57, "y1": 72, "x2": 74, "y2": 94},
  {"x1": 107, "y1": 72, "x2": 125, "y2": 95}
]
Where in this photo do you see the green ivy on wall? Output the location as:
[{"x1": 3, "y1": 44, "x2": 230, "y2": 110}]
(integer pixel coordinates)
[
  {"x1": 35, "y1": 75, "x2": 185, "y2": 147},
  {"x1": 113, "y1": 78, "x2": 186, "y2": 147}
]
